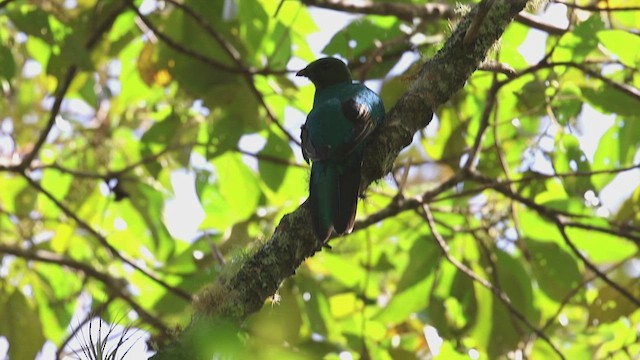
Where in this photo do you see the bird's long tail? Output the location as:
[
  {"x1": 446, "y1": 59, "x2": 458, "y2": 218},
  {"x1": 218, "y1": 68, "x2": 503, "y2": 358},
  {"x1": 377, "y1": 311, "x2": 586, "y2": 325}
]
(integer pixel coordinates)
[{"x1": 309, "y1": 157, "x2": 361, "y2": 242}]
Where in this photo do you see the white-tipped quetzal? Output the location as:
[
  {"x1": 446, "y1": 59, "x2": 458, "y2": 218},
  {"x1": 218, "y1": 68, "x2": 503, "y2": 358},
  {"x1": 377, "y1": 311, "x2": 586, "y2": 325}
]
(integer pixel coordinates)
[{"x1": 297, "y1": 57, "x2": 385, "y2": 242}]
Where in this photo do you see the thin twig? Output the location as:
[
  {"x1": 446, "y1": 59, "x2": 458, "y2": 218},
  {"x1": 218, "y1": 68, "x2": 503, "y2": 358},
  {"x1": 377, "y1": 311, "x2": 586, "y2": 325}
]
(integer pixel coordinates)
[
  {"x1": 540, "y1": 255, "x2": 635, "y2": 332},
  {"x1": 23, "y1": 174, "x2": 193, "y2": 301},
  {"x1": 301, "y1": 0, "x2": 567, "y2": 35},
  {"x1": 554, "y1": 222, "x2": 640, "y2": 308},
  {"x1": 463, "y1": 78, "x2": 499, "y2": 172},
  {"x1": 553, "y1": 0, "x2": 640, "y2": 12},
  {"x1": 0, "y1": 244, "x2": 170, "y2": 335}
]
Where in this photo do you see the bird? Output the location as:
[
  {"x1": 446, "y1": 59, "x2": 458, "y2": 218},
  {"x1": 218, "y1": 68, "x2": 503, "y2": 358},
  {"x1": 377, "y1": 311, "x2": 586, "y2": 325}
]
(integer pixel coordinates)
[{"x1": 297, "y1": 57, "x2": 385, "y2": 242}]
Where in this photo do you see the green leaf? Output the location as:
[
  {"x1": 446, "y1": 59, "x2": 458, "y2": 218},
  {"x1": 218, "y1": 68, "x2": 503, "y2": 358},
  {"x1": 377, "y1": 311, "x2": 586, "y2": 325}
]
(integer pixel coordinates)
[
  {"x1": 14, "y1": 184, "x2": 38, "y2": 217},
  {"x1": 201, "y1": 153, "x2": 261, "y2": 230},
  {"x1": 518, "y1": 207, "x2": 562, "y2": 246},
  {"x1": 615, "y1": 185, "x2": 640, "y2": 225},
  {"x1": 7, "y1": 7, "x2": 55, "y2": 43},
  {"x1": 495, "y1": 250, "x2": 539, "y2": 322},
  {"x1": 0, "y1": 290, "x2": 46, "y2": 360},
  {"x1": 396, "y1": 235, "x2": 439, "y2": 291},
  {"x1": 565, "y1": 226, "x2": 636, "y2": 263},
  {"x1": 588, "y1": 279, "x2": 640, "y2": 324},
  {"x1": 315, "y1": 252, "x2": 368, "y2": 290},
  {"x1": 597, "y1": 30, "x2": 640, "y2": 67},
  {"x1": 553, "y1": 15, "x2": 604, "y2": 62},
  {"x1": 498, "y1": 22, "x2": 529, "y2": 69},
  {"x1": 581, "y1": 86, "x2": 639, "y2": 117},
  {"x1": 374, "y1": 276, "x2": 432, "y2": 324},
  {"x1": 47, "y1": 32, "x2": 94, "y2": 78},
  {"x1": 295, "y1": 276, "x2": 340, "y2": 341},
  {"x1": 140, "y1": 112, "x2": 181, "y2": 177},
  {"x1": 592, "y1": 119, "x2": 639, "y2": 190},
  {"x1": 238, "y1": 0, "x2": 269, "y2": 55},
  {"x1": 259, "y1": 132, "x2": 291, "y2": 192},
  {"x1": 323, "y1": 18, "x2": 402, "y2": 61},
  {"x1": 265, "y1": 21, "x2": 292, "y2": 69},
  {"x1": 0, "y1": 43, "x2": 16, "y2": 80},
  {"x1": 204, "y1": 83, "x2": 261, "y2": 157},
  {"x1": 525, "y1": 238, "x2": 583, "y2": 302},
  {"x1": 32, "y1": 264, "x2": 78, "y2": 342},
  {"x1": 552, "y1": 133, "x2": 592, "y2": 195},
  {"x1": 122, "y1": 181, "x2": 176, "y2": 260}
]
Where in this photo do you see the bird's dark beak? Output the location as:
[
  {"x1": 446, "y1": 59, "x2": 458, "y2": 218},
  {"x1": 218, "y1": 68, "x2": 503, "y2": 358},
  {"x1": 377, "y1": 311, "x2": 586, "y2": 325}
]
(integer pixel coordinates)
[{"x1": 296, "y1": 67, "x2": 308, "y2": 77}]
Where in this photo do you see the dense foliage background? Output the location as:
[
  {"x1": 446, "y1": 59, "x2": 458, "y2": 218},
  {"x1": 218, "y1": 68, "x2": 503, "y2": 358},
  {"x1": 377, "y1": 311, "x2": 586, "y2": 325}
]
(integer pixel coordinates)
[{"x1": 0, "y1": 0, "x2": 639, "y2": 358}]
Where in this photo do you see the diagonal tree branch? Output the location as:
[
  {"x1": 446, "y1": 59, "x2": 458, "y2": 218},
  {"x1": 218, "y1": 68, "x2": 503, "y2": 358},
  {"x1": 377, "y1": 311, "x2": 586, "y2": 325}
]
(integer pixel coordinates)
[
  {"x1": 151, "y1": 0, "x2": 533, "y2": 358},
  {"x1": 197, "y1": 0, "x2": 530, "y2": 318}
]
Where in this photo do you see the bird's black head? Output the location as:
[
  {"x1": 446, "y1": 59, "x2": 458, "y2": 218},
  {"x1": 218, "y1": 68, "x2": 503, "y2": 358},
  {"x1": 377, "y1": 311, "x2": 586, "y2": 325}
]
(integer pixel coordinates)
[{"x1": 296, "y1": 57, "x2": 352, "y2": 91}]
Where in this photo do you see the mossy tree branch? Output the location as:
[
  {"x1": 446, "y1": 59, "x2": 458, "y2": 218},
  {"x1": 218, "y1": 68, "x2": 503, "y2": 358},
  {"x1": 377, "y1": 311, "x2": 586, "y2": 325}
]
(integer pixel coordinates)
[{"x1": 151, "y1": 0, "x2": 530, "y2": 358}]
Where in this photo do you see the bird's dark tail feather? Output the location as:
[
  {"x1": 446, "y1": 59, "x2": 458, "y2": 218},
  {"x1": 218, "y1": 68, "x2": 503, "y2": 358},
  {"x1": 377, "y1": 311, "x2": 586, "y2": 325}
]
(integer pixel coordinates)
[
  {"x1": 333, "y1": 160, "x2": 360, "y2": 234},
  {"x1": 309, "y1": 159, "x2": 361, "y2": 242}
]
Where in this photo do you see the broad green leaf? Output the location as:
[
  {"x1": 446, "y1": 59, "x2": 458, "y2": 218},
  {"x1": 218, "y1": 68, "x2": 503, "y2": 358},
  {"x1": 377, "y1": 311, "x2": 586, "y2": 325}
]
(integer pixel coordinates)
[
  {"x1": 581, "y1": 86, "x2": 639, "y2": 118},
  {"x1": 323, "y1": 17, "x2": 402, "y2": 66},
  {"x1": 0, "y1": 42, "x2": 15, "y2": 79},
  {"x1": 13, "y1": 182, "x2": 37, "y2": 216},
  {"x1": 498, "y1": 22, "x2": 529, "y2": 69},
  {"x1": 201, "y1": 153, "x2": 261, "y2": 230},
  {"x1": 312, "y1": 252, "x2": 368, "y2": 290},
  {"x1": 295, "y1": 276, "x2": 341, "y2": 342},
  {"x1": 396, "y1": 235, "x2": 439, "y2": 291},
  {"x1": 204, "y1": 83, "x2": 261, "y2": 157},
  {"x1": 0, "y1": 290, "x2": 46, "y2": 360},
  {"x1": 122, "y1": 181, "x2": 176, "y2": 259},
  {"x1": 592, "y1": 119, "x2": 639, "y2": 190},
  {"x1": 47, "y1": 32, "x2": 94, "y2": 78},
  {"x1": 615, "y1": 185, "x2": 640, "y2": 225},
  {"x1": 238, "y1": 0, "x2": 269, "y2": 55},
  {"x1": 374, "y1": 276, "x2": 432, "y2": 324},
  {"x1": 32, "y1": 263, "x2": 79, "y2": 342},
  {"x1": 259, "y1": 132, "x2": 291, "y2": 192},
  {"x1": 495, "y1": 250, "x2": 539, "y2": 321},
  {"x1": 597, "y1": 30, "x2": 640, "y2": 67},
  {"x1": 7, "y1": 7, "x2": 55, "y2": 44},
  {"x1": 248, "y1": 282, "x2": 303, "y2": 345},
  {"x1": 553, "y1": 16, "x2": 604, "y2": 62},
  {"x1": 525, "y1": 238, "x2": 583, "y2": 302},
  {"x1": 565, "y1": 227, "x2": 636, "y2": 263},
  {"x1": 588, "y1": 279, "x2": 640, "y2": 324},
  {"x1": 552, "y1": 133, "x2": 592, "y2": 195}
]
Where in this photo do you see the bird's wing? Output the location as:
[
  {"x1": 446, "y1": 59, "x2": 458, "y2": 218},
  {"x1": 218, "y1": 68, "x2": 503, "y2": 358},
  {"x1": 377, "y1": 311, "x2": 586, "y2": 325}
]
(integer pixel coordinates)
[
  {"x1": 333, "y1": 96, "x2": 377, "y2": 157},
  {"x1": 301, "y1": 123, "x2": 332, "y2": 163}
]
